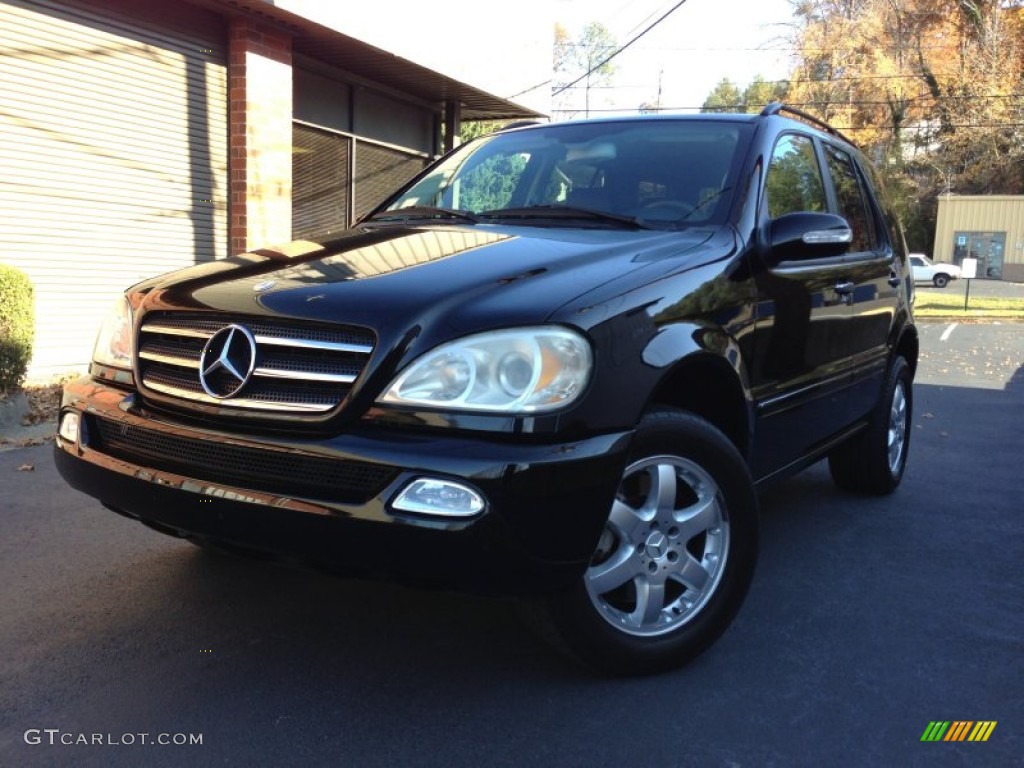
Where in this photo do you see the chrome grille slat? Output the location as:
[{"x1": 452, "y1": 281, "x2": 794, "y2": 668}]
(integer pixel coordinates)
[
  {"x1": 253, "y1": 367, "x2": 357, "y2": 384},
  {"x1": 137, "y1": 313, "x2": 374, "y2": 415},
  {"x1": 254, "y1": 335, "x2": 372, "y2": 354},
  {"x1": 142, "y1": 323, "x2": 214, "y2": 339},
  {"x1": 140, "y1": 351, "x2": 200, "y2": 369},
  {"x1": 145, "y1": 379, "x2": 337, "y2": 412},
  {"x1": 139, "y1": 339, "x2": 202, "y2": 369}
]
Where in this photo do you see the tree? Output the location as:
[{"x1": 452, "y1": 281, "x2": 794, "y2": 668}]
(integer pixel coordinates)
[
  {"x1": 781, "y1": 0, "x2": 1024, "y2": 250},
  {"x1": 701, "y1": 78, "x2": 743, "y2": 112},
  {"x1": 458, "y1": 121, "x2": 506, "y2": 143},
  {"x1": 552, "y1": 22, "x2": 618, "y2": 117},
  {"x1": 743, "y1": 76, "x2": 789, "y2": 112},
  {"x1": 701, "y1": 76, "x2": 788, "y2": 113}
]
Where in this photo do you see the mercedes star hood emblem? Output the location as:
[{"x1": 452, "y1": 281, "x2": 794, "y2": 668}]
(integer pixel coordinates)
[{"x1": 199, "y1": 325, "x2": 257, "y2": 398}]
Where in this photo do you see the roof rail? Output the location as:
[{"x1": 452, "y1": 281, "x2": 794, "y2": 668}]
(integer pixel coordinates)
[
  {"x1": 500, "y1": 120, "x2": 544, "y2": 131},
  {"x1": 759, "y1": 102, "x2": 858, "y2": 148}
]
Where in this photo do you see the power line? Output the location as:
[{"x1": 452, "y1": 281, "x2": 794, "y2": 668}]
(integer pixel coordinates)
[
  {"x1": 508, "y1": 78, "x2": 552, "y2": 99},
  {"x1": 560, "y1": 72, "x2": 1024, "y2": 87},
  {"x1": 509, "y1": 0, "x2": 693, "y2": 100},
  {"x1": 621, "y1": 0, "x2": 682, "y2": 39},
  {"x1": 549, "y1": 106, "x2": 1024, "y2": 129},
  {"x1": 557, "y1": 85, "x2": 1024, "y2": 102},
  {"x1": 557, "y1": 43, "x2": 970, "y2": 53},
  {"x1": 552, "y1": 0, "x2": 692, "y2": 97}
]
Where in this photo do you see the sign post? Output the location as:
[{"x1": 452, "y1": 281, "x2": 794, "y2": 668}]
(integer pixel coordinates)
[{"x1": 961, "y1": 257, "x2": 978, "y2": 311}]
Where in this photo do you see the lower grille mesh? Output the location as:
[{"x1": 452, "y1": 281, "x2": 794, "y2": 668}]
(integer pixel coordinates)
[{"x1": 89, "y1": 416, "x2": 397, "y2": 503}]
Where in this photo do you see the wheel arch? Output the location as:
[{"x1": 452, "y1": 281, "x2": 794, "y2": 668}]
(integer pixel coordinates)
[
  {"x1": 893, "y1": 319, "x2": 919, "y2": 376},
  {"x1": 646, "y1": 353, "x2": 752, "y2": 461}
]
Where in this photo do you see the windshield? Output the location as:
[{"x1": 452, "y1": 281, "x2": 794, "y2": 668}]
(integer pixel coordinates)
[{"x1": 375, "y1": 119, "x2": 752, "y2": 229}]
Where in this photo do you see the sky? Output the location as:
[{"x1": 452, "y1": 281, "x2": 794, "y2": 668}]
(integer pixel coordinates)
[
  {"x1": 279, "y1": 0, "x2": 798, "y2": 116},
  {"x1": 549, "y1": 0, "x2": 798, "y2": 115}
]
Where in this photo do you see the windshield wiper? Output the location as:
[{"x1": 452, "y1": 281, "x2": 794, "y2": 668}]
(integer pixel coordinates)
[
  {"x1": 677, "y1": 187, "x2": 733, "y2": 223},
  {"x1": 477, "y1": 205, "x2": 647, "y2": 229},
  {"x1": 362, "y1": 206, "x2": 480, "y2": 224}
]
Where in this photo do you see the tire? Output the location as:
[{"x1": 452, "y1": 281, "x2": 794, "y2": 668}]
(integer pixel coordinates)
[
  {"x1": 828, "y1": 356, "x2": 912, "y2": 495},
  {"x1": 528, "y1": 408, "x2": 759, "y2": 676},
  {"x1": 933, "y1": 274, "x2": 949, "y2": 288}
]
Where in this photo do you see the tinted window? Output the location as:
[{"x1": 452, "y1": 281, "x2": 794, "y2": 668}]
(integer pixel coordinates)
[
  {"x1": 766, "y1": 134, "x2": 826, "y2": 219},
  {"x1": 386, "y1": 120, "x2": 753, "y2": 226},
  {"x1": 823, "y1": 144, "x2": 877, "y2": 252}
]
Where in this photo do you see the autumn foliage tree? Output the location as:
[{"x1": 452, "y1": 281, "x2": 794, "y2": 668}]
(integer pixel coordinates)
[{"x1": 780, "y1": 0, "x2": 1024, "y2": 248}]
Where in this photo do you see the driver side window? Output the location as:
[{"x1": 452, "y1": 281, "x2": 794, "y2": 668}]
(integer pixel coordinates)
[{"x1": 766, "y1": 134, "x2": 826, "y2": 219}]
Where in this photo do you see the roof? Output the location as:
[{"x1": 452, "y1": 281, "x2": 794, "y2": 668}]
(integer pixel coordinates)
[{"x1": 193, "y1": 0, "x2": 544, "y2": 121}]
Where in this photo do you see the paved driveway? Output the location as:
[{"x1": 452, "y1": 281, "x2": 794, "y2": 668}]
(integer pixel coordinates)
[{"x1": 1, "y1": 322, "x2": 1021, "y2": 767}]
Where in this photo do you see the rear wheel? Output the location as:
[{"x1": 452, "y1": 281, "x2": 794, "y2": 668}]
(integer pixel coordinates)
[
  {"x1": 829, "y1": 356, "x2": 912, "y2": 494},
  {"x1": 933, "y1": 273, "x2": 949, "y2": 288},
  {"x1": 529, "y1": 408, "x2": 758, "y2": 675}
]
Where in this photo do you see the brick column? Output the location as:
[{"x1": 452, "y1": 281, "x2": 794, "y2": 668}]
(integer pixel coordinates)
[{"x1": 229, "y1": 19, "x2": 293, "y2": 254}]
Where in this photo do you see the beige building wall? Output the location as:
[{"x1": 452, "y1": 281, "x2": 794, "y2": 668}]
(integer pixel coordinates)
[{"x1": 934, "y1": 196, "x2": 1024, "y2": 282}]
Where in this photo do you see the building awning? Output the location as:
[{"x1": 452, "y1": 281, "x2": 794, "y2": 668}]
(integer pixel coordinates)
[{"x1": 193, "y1": 0, "x2": 545, "y2": 121}]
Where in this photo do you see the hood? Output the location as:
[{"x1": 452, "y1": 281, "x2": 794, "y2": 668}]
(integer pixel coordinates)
[{"x1": 136, "y1": 223, "x2": 725, "y2": 352}]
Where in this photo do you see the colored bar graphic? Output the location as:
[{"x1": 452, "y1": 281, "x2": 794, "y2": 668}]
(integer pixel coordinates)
[
  {"x1": 921, "y1": 721, "x2": 996, "y2": 742},
  {"x1": 944, "y1": 721, "x2": 972, "y2": 741},
  {"x1": 968, "y1": 722, "x2": 997, "y2": 742}
]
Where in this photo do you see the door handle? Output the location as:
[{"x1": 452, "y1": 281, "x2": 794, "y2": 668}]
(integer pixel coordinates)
[
  {"x1": 834, "y1": 281, "x2": 855, "y2": 305},
  {"x1": 888, "y1": 276, "x2": 901, "y2": 287}
]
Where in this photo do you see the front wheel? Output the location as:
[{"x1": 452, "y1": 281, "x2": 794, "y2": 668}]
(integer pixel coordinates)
[
  {"x1": 828, "y1": 356, "x2": 912, "y2": 494},
  {"x1": 528, "y1": 409, "x2": 758, "y2": 675},
  {"x1": 933, "y1": 274, "x2": 949, "y2": 288}
]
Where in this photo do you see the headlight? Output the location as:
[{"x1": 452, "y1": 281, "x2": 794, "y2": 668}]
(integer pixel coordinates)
[
  {"x1": 379, "y1": 327, "x2": 592, "y2": 413},
  {"x1": 92, "y1": 296, "x2": 134, "y2": 369}
]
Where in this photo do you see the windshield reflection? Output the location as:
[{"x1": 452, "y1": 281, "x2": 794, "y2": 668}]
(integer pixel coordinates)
[{"x1": 383, "y1": 119, "x2": 752, "y2": 229}]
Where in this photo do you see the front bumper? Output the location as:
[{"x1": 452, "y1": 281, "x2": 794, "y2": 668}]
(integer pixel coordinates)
[{"x1": 54, "y1": 377, "x2": 632, "y2": 595}]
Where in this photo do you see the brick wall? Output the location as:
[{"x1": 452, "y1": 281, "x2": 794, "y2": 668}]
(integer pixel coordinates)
[{"x1": 228, "y1": 19, "x2": 293, "y2": 253}]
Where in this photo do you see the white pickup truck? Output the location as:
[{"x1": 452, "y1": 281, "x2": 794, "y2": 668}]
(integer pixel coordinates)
[{"x1": 909, "y1": 254, "x2": 962, "y2": 288}]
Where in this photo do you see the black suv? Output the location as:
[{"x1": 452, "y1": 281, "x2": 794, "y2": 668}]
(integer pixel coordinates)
[{"x1": 56, "y1": 105, "x2": 917, "y2": 674}]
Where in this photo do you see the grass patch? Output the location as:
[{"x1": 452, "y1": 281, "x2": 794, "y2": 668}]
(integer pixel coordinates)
[{"x1": 914, "y1": 293, "x2": 1024, "y2": 319}]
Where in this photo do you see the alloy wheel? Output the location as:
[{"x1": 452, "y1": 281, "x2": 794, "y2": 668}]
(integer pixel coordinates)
[{"x1": 585, "y1": 455, "x2": 729, "y2": 637}]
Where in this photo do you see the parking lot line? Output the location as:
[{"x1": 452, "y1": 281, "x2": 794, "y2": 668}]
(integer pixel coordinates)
[{"x1": 940, "y1": 322, "x2": 958, "y2": 342}]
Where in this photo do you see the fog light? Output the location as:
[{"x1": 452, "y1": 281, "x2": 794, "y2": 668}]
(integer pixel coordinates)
[
  {"x1": 391, "y1": 478, "x2": 485, "y2": 518},
  {"x1": 58, "y1": 411, "x2": 80, "y2": 443}
]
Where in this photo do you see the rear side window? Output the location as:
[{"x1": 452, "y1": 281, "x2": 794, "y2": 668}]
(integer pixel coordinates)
[
  {"x1": 823, "y1": 144, "x2": 877, "y2": 252},
  {"x1": 765, "y1": 134, "x2": 826, "y2": 219}
]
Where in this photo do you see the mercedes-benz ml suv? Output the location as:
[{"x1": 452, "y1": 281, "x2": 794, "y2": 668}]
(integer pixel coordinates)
[{"x1": 56, "y1": 104, "x2": 918, "y2": 674}]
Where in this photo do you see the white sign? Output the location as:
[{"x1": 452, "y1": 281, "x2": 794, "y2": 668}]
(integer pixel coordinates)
[
  {"x1": 957, "y1": 235, "x2": 967, "y2": 246},
  {"x1": 961, "y1": 257, "x2": 978, "y2": 279}
]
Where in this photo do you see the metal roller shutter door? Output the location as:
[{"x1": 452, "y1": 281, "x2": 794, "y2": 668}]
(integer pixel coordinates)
[{"x1": 0, "y1": 0, "x2": 228, "y2": 374}]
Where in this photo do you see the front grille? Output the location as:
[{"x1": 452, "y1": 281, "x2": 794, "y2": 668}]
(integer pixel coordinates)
[
  {"x1": 137, "y1": 313, "x2": 375, "y2": 414},
  {"x1": 89, "y1": 416, "x2": 397, "y2": 503}
]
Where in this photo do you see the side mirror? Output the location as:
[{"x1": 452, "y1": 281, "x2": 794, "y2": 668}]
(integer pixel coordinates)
[{"x1": 768, "y1": 212, "x2": 852, "y2": 263}]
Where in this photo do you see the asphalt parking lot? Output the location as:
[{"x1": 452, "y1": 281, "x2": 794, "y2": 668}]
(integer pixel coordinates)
[
  {"x1": 916, "y1": 276, "x2": 1024, "y2": 301},
  {"x1": 1, "y1": 320, "x2": 1021, "y2": 767}
]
